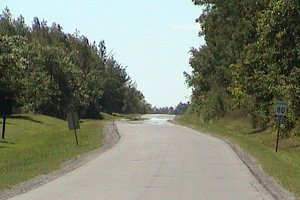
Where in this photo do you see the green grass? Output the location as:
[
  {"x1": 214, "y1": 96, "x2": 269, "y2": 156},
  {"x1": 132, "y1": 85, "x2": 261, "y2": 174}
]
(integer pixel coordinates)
[
  {"x1": 101, "y1": 112, "x2": 142, "y2": 121},
  {"x1": 176, "y1": 114, "x2": 300, "y2": 199},
  {"x1": 113, "y1": 113, "x2": 142, "y2": 121},
  {"x1": 0, "y1": 114, "x2": 106, "y2": 190}
]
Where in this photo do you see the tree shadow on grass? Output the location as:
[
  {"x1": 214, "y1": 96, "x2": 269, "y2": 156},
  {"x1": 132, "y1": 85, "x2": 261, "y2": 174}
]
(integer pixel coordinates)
[
  {"x1": 246, "y1": 126, "x2": 270, "y2": 134},
  {"x1": 0, "y1": 140, "x2": 15, "y2": 149},
  {"x1": 247, "y1": 129, "x2": 263, "y2": 134},
  {"x1": 287, "y1": 143, "x2": 300, "y2": 149},
  {"x1": 0, "y1": 140, "x2": 15, "y2": 145},
  {"x1": 8, "y1": 115, "x2": 43, "y2": 123},
  {"x1": 80, "y1": 114, "x2": 104, "y2": 121},
  {"x1": 0, "y1": 121, "x2": 16, "y2": 125}
]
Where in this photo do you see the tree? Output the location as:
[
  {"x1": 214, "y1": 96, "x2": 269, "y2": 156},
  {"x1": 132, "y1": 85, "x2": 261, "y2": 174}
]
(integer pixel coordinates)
[
  {"x1": 122, "y1": 82, "x2": 148, "y2": 114},
  {"x1": 0, "y1": 8, "x2": 149, "y2": 119},
  {"x1": 0, "y1": 35, "x2": 26, "y2": 114},
  {"x1": 188, "y1": 0, "x2": 267, "y2": 121},
  {"x1": 231, "y1": 0, "x2": 300, "y2": 131},
  {"x1": 189, "y1": 0, "x2": 299, "y2": 134},
  {"x1": 99, "y1": 57, "x2": 128, "y2": 114}
]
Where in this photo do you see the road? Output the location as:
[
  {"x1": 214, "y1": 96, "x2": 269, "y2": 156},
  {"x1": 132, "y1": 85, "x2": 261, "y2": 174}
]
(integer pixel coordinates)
[{"x1": 10, "y1": 115, "x2": 274, "y2": 200}]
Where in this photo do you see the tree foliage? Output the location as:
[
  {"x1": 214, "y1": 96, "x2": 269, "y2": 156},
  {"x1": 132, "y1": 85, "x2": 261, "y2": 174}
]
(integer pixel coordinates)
[
  {"x1": 0, "y1": 8, "x2": 149, "y2": 118},
  {"x1": 188, "y1": 1, "x2": 299, "y2": 135},
  {"x1": 151, "y1": 102, "x2": 189, "y2": 115}
]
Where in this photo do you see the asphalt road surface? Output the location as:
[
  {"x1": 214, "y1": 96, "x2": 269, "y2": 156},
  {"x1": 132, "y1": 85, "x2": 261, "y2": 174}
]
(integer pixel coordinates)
[{"x1": 10, "y1": 115, "x2": 274, "y2": 200}]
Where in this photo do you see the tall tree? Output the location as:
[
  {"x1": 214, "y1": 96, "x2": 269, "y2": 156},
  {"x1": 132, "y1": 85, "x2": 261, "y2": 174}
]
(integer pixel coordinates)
[
  {"x1": 188, "y1": 0, "x2": 267, "y2": 121},
  {"x1": 0, "y1": 8, "x2": 149, "y2": 119},
  {"x1": 231, "y1": 0, "x2": 300, "y2": 131},
  {"x1": 0, "y1": 35, "x2": 26, "y2": 114}
]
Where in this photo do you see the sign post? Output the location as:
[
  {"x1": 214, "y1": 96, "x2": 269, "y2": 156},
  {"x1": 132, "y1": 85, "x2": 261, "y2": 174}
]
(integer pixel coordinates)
[
  {"x1": 1, "y1": 99, "x2": 12, "y2": 140},
  {"x1": 67, "y1": 112, "x2": 80, "y2": 145},
  {"x1": 275, "y1": 119, "x2": 281, "y2": 153},
  {"x1": 2, "y1": 112, "x2": 6, "y2": 139},
  {"x1": 274, "y1": 100, "x2": 287, "y2": 153}
]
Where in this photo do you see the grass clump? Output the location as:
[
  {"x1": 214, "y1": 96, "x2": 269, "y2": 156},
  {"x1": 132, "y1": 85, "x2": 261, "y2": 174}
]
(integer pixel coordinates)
[{"x1": 176, "y1": 113, "x2": 300, "y2": 199}]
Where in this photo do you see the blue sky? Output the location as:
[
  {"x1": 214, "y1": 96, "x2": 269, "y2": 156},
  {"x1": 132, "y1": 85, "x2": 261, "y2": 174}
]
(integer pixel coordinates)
[{"x1": 0, "y1": 0, "x2": 204, "y2": 107}]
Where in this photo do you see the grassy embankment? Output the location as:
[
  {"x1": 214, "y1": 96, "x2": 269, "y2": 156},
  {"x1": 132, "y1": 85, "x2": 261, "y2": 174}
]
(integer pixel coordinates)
[
  {"x1": 0, "y1": 113, "x2": 136, "y2": 190},
  {"x1": 176, "y1": 113, "x2": 300, "y2": 199}
]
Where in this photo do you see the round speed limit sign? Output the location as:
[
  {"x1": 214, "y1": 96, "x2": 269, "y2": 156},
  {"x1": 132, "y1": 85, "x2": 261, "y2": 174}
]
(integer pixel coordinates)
[{"x1": 274, "y1": 100, "x2": 287, "y2": 117}]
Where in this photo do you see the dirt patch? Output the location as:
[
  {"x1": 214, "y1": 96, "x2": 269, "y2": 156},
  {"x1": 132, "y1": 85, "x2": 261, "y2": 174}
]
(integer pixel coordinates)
[{"x1": 0, "y1": 121, "x2": 120, "y2": 200}]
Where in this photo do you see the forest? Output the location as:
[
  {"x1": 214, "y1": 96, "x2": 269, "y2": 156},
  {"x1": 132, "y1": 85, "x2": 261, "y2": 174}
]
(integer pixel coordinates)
[
  {"x1": 187, "y1": 0, "x2": 299, "y2": 136},
  {"x1": 0, "y1": 8, "x2": 151, "y2": 119}
]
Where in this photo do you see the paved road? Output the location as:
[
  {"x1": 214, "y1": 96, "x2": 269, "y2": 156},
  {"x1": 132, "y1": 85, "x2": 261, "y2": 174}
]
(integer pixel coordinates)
[{"x1": 10, "y1": 115, "x2": 274, "y2": 200}]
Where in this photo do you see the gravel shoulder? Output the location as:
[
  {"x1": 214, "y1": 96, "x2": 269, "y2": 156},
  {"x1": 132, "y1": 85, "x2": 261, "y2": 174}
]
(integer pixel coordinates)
[{"x1": 0, "y1": 121, "x2": 120, "y2": 200}]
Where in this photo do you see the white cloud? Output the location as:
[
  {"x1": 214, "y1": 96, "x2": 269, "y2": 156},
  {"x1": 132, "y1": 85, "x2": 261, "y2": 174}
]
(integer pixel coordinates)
[{"x1": 172, "y1": 23, "x2": 199, "y2": 31}]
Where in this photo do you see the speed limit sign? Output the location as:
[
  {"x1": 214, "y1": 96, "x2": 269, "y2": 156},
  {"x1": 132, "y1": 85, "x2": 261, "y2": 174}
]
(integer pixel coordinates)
[
  {"x1": 274, "y1": 100, "x2": 288, "y2": 152},
  {"x1": 274, "y1": 100, "x2": 287, "y2": 117}
]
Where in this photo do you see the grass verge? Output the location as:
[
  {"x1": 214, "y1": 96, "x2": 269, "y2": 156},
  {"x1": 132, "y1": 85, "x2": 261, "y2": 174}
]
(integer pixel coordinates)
[
  {"x1": 176, "y1": 113, "x2": 300, "y2": 199},
  {"x1": 114, "y1": 113, "x2": 142, "y2": 121},
  {"x1": 0, "y1": 114, "x2": 106, "y2": 190}
]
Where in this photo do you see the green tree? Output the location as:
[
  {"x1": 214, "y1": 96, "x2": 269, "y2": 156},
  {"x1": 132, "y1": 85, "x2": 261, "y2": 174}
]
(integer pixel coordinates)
[
  {"x1": 0, "y1": 35, "x2": 26, "y2": 114},
  {"x1": 232, "y1": 0, "x2": 300, "y2": 132},
  {"x1": 0, "y1": 8, "x2": 149, "y2": 119},
  {"x1": 122, "y1": 82, "x2": 148, "y2": 114},
  {"x1": 188, "y1": 0, "x2": 267, "y2": 121},
  {"x1": 99, "y1": 57, "x2": 128, "y2": 114}
]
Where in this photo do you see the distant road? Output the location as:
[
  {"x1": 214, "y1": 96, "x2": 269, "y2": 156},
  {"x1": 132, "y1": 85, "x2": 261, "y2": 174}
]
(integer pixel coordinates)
[{"x1": 10, "y1": 115, "x2": 273, "y2": 200}]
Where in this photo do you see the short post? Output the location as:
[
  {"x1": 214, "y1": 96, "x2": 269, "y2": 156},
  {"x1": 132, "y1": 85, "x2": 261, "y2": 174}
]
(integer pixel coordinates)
[
  {"x1": 71, "y1": 113, "x2": 79, "y2": 146},
  {"x1": 2, "y1": 112, "x2": 6, "y2": 139},
  {"x1": 275, "y1": 117, "x2": 281, "y2": 153}
]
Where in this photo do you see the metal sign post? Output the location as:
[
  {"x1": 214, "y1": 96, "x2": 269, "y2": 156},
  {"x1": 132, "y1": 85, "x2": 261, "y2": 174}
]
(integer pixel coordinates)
[
  {"x1": 274, "y1": 100, "x2": 287, "y2": 153},
  {"x1": 67, "y1": 112, "x2": 80, "y2": 145},
  {"x1": 2, "y1": 112, "x2": 6, "y2": 139},
  {"x1": 275, "y1": 116, "x2": 281, "y2": 153},
  {"x1": 1, "y1": 99, "x2": 12, "y2": 140}
]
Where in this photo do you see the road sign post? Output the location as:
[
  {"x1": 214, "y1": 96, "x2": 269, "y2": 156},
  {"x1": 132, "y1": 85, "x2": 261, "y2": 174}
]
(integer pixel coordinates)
[
  {"x1": 2, "y1": 112, "x2": 6, "y2": 140},
  {"x1": 1, "y1": 98, "x2": 12, "y2": 140},
  {"x1": 67, "y1": 111, "x2": 80, "y2": 145},
  {"x1": 274, "y1": 100, "x2": 287, "y2": 153},
  {"x1": 275, "y1": 117, "x2": 281, "y2": 153}
]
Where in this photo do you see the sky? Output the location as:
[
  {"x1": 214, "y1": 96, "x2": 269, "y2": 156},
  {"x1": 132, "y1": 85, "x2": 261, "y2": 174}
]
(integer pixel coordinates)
[{"x1": 0, "y1": 0, "x2": 205, "y2": 108}]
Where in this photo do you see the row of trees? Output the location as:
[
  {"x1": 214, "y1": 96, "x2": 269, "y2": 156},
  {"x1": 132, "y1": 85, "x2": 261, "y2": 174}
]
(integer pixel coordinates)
[
  {"x1": 187, "y1": 1, "x2": 299, "y2": 135},
  {"x1": 0, "y1": 8, "x2": 149, "y2": 119},
  {"x1": 151, "y1": 102, "x2": 189, "y2": 115}
]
